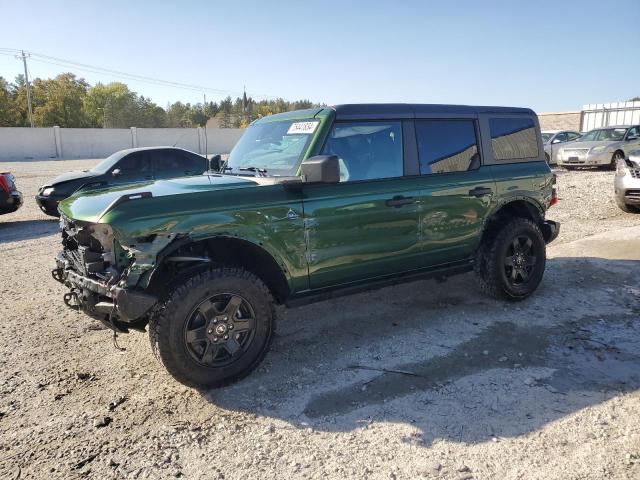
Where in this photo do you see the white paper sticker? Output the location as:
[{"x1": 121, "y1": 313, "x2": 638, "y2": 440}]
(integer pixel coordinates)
[{"x1": 287, "y1": 121, "x2": 319, "y2": 135}]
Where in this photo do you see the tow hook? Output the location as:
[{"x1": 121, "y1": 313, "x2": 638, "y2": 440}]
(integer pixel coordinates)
[
  {"x1": 63, "y1": 290, "x2": 80, "y2": 311},
  {"x1": 51, "y1": 268, "x2": 64, "y2": 284}
]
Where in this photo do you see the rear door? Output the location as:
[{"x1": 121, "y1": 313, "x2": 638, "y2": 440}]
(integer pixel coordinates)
[
  {"x1": 303, "y1": 120, "x2": 424, "y2": 289},
  {"x1": 413, "y1": 117, "x2": 496, "y2": 266}
]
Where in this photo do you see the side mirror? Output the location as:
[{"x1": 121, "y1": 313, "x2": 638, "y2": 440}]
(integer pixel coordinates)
[
  {"x1": 111, "y1": 168, "x2": 122, "y2": 177},
  {"x1": 301, "y1": 155, "x2": 340, "y2": 184},
  {"x1": 209, "y1": 154, "x2": 222, "y2": 171},
  {"x1": 552, "y1": 138, "x2": 562, "y2": 144},
  {"x1": 626, "y1": 136, "x2": 639, "y2": 141}
]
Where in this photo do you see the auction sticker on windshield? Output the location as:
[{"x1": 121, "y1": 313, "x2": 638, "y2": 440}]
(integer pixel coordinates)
[{"x1": 287, "y1": 121, "x2": 319, "y2": 135}]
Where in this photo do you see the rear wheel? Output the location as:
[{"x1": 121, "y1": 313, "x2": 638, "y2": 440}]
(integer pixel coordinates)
[
  {"x1": 149, "y1": 267, "x2": 275, "y2": 388},
  {"x1": 474, "y1": 218, "x2": 546, "y2": 300}
]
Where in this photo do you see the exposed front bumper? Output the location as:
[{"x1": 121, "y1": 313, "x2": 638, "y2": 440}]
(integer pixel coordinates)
[
  {"x1": 54, "y1": 252, "x2": 158, "y2": 330},
  {"x1": 541, "y1": 220, "x2": 560, "y2": 244}
]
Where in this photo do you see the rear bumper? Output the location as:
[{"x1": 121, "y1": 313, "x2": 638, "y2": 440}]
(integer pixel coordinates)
[
  {"x1": 0, "y1": 191, "x2": 23, "y2": 214},
  {"x1": 541, "y1": 220, "x2": 560, "y2": 244}
]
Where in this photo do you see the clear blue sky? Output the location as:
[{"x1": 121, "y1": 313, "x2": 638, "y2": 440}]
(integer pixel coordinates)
[{"x1": 1, "y1": 0, "x2": 638, "y2": 112}]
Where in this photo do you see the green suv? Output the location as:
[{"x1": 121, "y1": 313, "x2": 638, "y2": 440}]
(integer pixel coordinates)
[{"x1": 54, "y1": 104, "x2": 559, "y2": 388}]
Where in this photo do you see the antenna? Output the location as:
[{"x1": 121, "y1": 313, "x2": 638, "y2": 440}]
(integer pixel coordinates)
[{"x1": 203, "y1": 93, "x2": 208, "y2": 159}]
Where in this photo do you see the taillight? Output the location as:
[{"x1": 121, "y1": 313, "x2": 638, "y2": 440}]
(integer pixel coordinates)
[
  {"x1": 0, "y1": 174, "x2": 12, "y2": 194},
  {"x1": 549, "y1": 174, "x2": 558, "y2": 207}
]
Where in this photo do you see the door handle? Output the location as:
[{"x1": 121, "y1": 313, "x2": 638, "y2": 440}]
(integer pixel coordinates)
[
  {"x1": 385, "y1": 196, "x2": 415, "y2": 207},
  {"x1": 469, "y1": 187, "x2": 493, "y2": 198}
]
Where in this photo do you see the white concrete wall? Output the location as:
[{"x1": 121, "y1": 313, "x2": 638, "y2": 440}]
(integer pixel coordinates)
[
  {"x1": 0, "y1": 127, "x2": 244, "y2": 160},
  {"x1": 0, "y1": 127, "x2": 58, "y2": 159}
]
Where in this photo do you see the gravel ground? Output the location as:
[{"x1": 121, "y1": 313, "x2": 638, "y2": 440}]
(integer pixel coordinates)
[{"x1": 1, "y1": 160, "x2": 639, "y2": 480}]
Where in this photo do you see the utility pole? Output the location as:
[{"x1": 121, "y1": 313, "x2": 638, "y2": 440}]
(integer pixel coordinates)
[{"x1": 15, "y1": 50, "x2": 34, "y2": 128}]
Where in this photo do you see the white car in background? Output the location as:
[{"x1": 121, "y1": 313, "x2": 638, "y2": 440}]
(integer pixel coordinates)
[
  {"x1": 557, "y1": 125, "x2": 640, "y2": 169},
  {"x1": 541, "y1": 130, "x2": 582, "y2": 164}
]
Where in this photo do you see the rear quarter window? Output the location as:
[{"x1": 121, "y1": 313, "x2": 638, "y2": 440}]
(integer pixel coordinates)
[{"x1": 489, "y1": 117, "x2": 539, "y2": 161}]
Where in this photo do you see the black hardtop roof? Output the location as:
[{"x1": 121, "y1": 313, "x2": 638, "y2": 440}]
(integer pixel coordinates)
[{"x1": 331, "y1": 103, "x2": 535, "y2": 120}]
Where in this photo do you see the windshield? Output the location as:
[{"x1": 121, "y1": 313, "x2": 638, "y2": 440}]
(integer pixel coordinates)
[
  {"x1": 226, "y1": 119, "x2": 319, "y2": 176},
  {"x1": 90, "y1": 150, "x2": 128, "y2": 174},
  {"x1": 579, "y1": 128, "x2": 627, "y2": 142},
  {"x1": 541, "y1": 133, "x2": 553, "y2": 142}
]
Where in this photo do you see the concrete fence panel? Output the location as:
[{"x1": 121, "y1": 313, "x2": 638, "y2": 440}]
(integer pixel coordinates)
[
  {"x1": 0, "y1": 127, "x2": 244, "y2": 160},
  {"x1": 60, "y1": 128, "x2": 133, "y2": 159},
  {"x1": 136, "y1": 128, "x2": 200, "y2": 152},
  {"x1": 0, "y1": 127, "x2": 58, "y2": 159}
]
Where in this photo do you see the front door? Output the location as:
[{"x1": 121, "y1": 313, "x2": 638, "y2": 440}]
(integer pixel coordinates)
[
  {"x1": 303, "y1": 120, "x2": 423, "y2": 290},
  {"x1": 413, "y1": 118, "x2": 496, "y2": 265}
]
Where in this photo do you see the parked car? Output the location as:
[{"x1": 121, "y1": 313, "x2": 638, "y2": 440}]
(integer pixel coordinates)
[
  {"x1": 0, "y1": 172, "x2": 23, "y2": 215},
  {"x1": 556, "y1": 125, "x2": 640, "y2": 169},
  {"x1": 53, "y1": 104, "x2": 559, "y2": 389},
  {"x1": 614, "y1": 149, "x2": 640, "y2": 213},
  {"x1": 36, "y1": 147, "x2": 208, "y2": 217},
  {"x1": 541, "y1": 130, "x2": 581, "y2": 164}
]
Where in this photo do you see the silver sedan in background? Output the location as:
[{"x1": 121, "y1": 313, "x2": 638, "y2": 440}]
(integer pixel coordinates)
[
  {"x1": 542, "y1": 130, "x2": 582, "y2": 164},
  {"x1": 614, "y1": 149, "x2": 640, "y2": 213},
  {"x1": 557, "y1": 125, "x2": 640, "y2": 169}
]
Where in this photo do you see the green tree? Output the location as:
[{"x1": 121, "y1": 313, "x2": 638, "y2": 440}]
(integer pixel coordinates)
[
  {"x1": 0, "y1": 77, "x2": 14, "y2": 126},
  {"x1": 84, "y1": 82, "x2": 138, "y2": 128},
  {"x1": 166, "y1": 101, "x2": 194, "y2": 127},
  {"x1": 32, "y1": 73, "x2": 89, "y2": 127}
]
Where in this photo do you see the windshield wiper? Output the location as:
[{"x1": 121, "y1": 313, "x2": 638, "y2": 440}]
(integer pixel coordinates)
[{"x1": 239, "y1": 166, "x2": 268, "y2": 177}]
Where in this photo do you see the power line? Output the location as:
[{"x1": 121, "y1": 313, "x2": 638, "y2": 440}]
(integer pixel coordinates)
[{"x1": 0, "y1": 48, "x2": 278, "y2": 100}]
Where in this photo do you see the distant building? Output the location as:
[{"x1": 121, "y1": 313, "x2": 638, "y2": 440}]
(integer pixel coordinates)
[{"x1": 538, "y1": 100, "x2": 640, "y2": 132}]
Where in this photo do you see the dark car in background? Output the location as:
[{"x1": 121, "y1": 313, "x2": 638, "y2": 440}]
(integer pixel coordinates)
[
  {"x1": 36, "y1": 146, "x2": 208, "y2": 217},
  {"x1": 0, "y1": 172, "x2": 23, "y2": 215}
]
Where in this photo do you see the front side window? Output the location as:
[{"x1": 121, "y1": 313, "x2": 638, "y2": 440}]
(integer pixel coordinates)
[
  {"x1": 226, "y1": 119, "x2": 319, "y2": 176},
  {"x1": 626, "y1": 126, "x2": 640, "y2": 138},
  {"x1": 490, "y1": 117, "x2": 539, "y2": 160},
  {"x1": 555, "y1": 132, "x2": 568, "y2": 143},
  {"x1": 115, "y1": 152, "x2": 152, "y2": 179},
  {"x1": 567, "y1": 132, "x2": 581, "y2": 141},
  {"x1": 416, "y1": 120, "x2": 480, "y2": 174},
  {"x1": 322, "y1": 121, "x2": 403, "y2": 182}
]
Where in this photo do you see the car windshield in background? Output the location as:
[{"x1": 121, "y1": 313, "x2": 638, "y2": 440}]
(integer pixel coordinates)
[
  {"x1": 226, "y1": 120, "x2": 319, "y2": 176},
  {"x1": 579, "y1": 128, "x2": 627, "y2": 142},
  {"x1": 541, "y1": 133, "x2": 553, "y2": 142},
  {"x1": 90, "y1": 151, "x2": 128, "y2": 174}
]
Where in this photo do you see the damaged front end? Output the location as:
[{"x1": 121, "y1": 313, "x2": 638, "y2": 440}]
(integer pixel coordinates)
[{"x1": 53, "y1": 216, "x2": 160, "y2": 332}]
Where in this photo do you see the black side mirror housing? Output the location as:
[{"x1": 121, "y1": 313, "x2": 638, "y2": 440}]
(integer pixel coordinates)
[
  {"x1": 209, "y1": 154, "x2": 222, "y2": 171},
  {"x1": 301, "y1": 155, "x2": 340, "y2": 184}
]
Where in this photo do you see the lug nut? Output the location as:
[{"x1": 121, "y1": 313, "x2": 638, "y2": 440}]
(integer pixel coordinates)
[
  {"x1": 207, "y1": 329, "x2": 213, "y2": 334},
  {"x1": 212, "y1": 337, "x2": 218, "y2": 342},
  {"x1": 213, "y1": 319, "x2": 218, "y2": 324},
  {"x1": 229, "y1": 324, "x2": 234, "y2": 330},
  {"x1": 224, "y1": 335, "x2": 229, "y2": 340}
]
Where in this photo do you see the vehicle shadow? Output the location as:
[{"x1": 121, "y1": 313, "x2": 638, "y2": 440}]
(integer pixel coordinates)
[
  {"x1": 204, "y1": 256, "x2": 640, "y2": 445},
  {"x1": 0, "y1": 218, "x2": 59, "y2": 243}
]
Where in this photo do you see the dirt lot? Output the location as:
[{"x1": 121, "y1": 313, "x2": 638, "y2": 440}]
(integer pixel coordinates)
[{"x1": 1, "y1": 160, "x2": 639, "y2": 480}]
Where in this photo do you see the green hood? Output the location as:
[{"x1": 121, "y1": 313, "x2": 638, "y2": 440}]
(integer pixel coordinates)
[{"x1": 59, "y1": 174, "x2": 258, "y2": 223}]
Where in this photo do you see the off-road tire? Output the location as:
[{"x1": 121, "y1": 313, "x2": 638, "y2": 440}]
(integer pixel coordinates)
[
  {"x1": 149, "y1": 267, "x2": 275, "y2": 389},
  {"x1": 474, "y1": 218, "x2": 546, "y2": 301}
]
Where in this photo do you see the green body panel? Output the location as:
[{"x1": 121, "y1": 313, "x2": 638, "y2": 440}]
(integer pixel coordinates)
[{"x1": 58, "y1": 108, "x2": 554, "y2": 302}]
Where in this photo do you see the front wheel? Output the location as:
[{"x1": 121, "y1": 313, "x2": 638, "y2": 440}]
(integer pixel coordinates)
[
  {"x1": 610, "y1": 151, "x2": 624, "y2": 171},
  {"x1": 474, "y1": 218, "x2": 547, "y2": 300},
  {"x1": 149, "y1": 267, "x2": 275, "y2": 388}
]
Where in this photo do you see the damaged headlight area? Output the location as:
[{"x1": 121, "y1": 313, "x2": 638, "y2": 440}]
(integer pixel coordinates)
[{"x1": 53, "y1": 216, "x2": 159, "y2": 331}]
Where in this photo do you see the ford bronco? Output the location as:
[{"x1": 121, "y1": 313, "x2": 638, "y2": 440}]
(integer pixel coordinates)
[{"x1": 54, "y1": 104, "x2": 559, "y2": 388}]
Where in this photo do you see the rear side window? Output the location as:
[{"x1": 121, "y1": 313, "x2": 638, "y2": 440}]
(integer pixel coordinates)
[
  {"x1": 490, "y1": 117, "x2": 539, "y2": 160},
  {"x1": 322, "y1": 121, "x2": 403, "y2": 182},
  {"x1": 415, "y1": 120, "x2": 480, "y2": 174}
]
